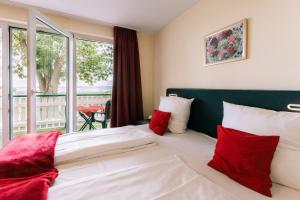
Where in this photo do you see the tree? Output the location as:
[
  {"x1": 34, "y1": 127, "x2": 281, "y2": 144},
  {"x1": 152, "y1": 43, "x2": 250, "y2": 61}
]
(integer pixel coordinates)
[
  {"x1": 12, "y1": 29, "x2": 113, "y2": 93},
  {"x1": 76, "y1": 40, "x2": 113, "y2": 85}
]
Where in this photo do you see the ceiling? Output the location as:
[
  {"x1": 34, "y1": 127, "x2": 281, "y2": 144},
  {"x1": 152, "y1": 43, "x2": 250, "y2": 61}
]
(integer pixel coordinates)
[{"x1": 6, "y1": 0, "x2": 200, "y2": 32}]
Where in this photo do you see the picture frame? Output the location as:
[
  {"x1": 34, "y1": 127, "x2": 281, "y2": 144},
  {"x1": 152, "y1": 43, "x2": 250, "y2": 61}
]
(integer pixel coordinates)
[{"x1": 204, "y1": 19, "x2": 247, "y2": 66}]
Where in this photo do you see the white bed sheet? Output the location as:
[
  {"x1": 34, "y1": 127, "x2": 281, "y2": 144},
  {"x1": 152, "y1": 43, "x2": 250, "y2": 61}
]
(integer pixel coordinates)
[
  {"x1": 50, "y1": 156, "x2": 237, "y2": 200},
  {"x1": 55, "y1": 125, "x2": 156, "y2": 165},
  {"x1": 52, "y1": 125, "x2": 300, "y2": 200}
]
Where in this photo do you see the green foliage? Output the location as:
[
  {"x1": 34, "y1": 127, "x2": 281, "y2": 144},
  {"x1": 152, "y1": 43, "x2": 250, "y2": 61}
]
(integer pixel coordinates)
[
  {"x1": 12, "y1": 29, "x2": 27, "y2": 79},
  {"x1": 36, "y1": 32, "x2": 66, "y2": 78},
  {"x1": 11, "y1": 28, "x2": 113, "y2": 92},
  {"x1": 76, "y1": 40, "x2": 113, "y2": 85}
]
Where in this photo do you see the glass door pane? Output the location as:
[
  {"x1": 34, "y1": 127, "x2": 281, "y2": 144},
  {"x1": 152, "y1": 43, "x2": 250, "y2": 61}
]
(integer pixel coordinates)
[
  {"x1": 75, "y1": 39, "x2": 113, "y2": 132},
  {"x1": 10, "y1": 25, "x2": 68, "y2": 137},
  {"x1": 8, "y1": 10, "x2": 74, "y2": 138},
  {"x1": 10, "y1": 27, "x2": 28, "y2": 137},
  {"x1": 35, "y1": 19, "x2": 68, "y2": 133},
  {"x1": 27, "y1": 9, "x2": 74, "y2": 134}
]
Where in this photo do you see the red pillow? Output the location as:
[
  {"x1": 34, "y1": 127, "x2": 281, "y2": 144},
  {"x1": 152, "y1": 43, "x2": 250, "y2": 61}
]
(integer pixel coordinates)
[
  {"x1": 149, "y1": 110, "x2": 171, "y2": 135},
  {"x1": 208, "y1": 125, "x2": 279, "y2": 197},
  {"x1": 0, "y1": 131, "x2": 61, "y2": 178}
]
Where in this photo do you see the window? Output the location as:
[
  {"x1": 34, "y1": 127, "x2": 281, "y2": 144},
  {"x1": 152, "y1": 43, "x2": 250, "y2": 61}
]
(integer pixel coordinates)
[
  {"x1": 10, "y1": 28, "x2": 28, "y2": 136},
  {"x1": 8, "y1": 27, "x2": 113, "y2": 136},
  {"x1": 75, "y1": 38, "x2": 113, "y2": 131},
  {"x1": 10, "y1": 27, "x2": 68, "y2": 137}
]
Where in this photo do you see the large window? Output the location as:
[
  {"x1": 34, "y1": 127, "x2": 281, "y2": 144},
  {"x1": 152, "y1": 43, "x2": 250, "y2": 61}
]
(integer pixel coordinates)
[
  {"x1": 0, "y1": 10, "x2": 114, "y2": 144},
  {"x1": 8, "y1": 27, "x2": 113, "y2": 136},
  {"x1": 75, "y1": 39, "x2": 113, "y2": 131}
]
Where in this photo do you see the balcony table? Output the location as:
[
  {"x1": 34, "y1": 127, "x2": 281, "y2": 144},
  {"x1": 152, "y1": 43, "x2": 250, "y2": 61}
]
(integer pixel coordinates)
[{"x1": 77, "y1": 105, "x2": 105, "y2": 131}]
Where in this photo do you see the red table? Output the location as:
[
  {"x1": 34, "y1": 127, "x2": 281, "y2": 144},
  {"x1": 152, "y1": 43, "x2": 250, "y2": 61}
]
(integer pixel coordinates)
[{"x1": 77, "y1": 105, "x2": 105, "y2": 131}]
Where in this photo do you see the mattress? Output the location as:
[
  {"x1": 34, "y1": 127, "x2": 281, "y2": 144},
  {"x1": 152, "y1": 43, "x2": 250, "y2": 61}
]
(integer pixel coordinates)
[
  {"x1": 50, "y1": 155, "x2": 238, "y2": 200},
  {"x1": 51, "y1": 125, "x2": 300, "y2": 200}
]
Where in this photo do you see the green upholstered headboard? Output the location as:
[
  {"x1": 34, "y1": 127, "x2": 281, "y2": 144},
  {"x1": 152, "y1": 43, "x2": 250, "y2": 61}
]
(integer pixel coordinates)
[{"x1": 166, "y1": 88, "x2": 300, "y2": 138}]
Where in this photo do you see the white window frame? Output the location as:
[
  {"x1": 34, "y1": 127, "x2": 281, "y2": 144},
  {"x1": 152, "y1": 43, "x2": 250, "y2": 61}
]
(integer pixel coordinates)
[
  {"x1": 73, "y1": 33, "x2": 113, "y2": 131},
  {"x1": 27, "y1": 9, "x2": 75, "y2": 133},
  {"x1": 74, "y1": 33, "x2": 113, "y2": 44},
  {"x1": 0, "y1": 9, "x2": 114, "y2": 143},
  {"x1": 0, "y1": 21, "x2": 27, "y2": 144},
  {"x1": 1, "y1": 22, "x2": 9, "y2": 145}
]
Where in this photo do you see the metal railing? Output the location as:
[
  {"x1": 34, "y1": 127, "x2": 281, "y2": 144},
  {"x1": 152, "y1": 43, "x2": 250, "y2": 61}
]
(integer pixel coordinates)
[{"x1": 12, "y1": 93, "x2": 111, "y2": 133}]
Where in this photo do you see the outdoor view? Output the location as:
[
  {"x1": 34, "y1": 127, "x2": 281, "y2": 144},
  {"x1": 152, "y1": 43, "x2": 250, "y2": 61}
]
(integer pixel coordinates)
[
  {"x1": 10, "y1": 27, "x2": 113, "y2": 137},
  {"x1": 75, "y1": 39, "x2": 113, "y2": 131}
]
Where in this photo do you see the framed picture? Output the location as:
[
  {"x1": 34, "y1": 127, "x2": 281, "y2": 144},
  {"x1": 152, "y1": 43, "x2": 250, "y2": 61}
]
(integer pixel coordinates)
[{"x1": 204, "y1": 19, "x2": 247, "y2": 66}]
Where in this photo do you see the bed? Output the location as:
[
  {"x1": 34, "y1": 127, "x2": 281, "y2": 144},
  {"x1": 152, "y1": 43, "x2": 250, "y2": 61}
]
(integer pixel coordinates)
[
  {"x1": 48, "y1": 125, "x2": 299, "y2": 200},
  {"x1": 2, "y1": 88, "x2": 299, "y2": 199},
  {"x1": 47, "y1": 88, "x2": 300, "y2": 199}
]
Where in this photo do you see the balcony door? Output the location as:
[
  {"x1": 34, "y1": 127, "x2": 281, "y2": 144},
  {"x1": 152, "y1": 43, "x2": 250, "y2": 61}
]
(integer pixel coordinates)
[{"x1": 25, "y1": 9, "x2": 74, "y2": 134}]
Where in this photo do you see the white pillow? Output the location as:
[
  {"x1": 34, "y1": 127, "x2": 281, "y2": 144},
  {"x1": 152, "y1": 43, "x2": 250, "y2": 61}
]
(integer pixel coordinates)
[
  {"x1": 222, "y1": 101, "x2": 300, "y2": 190},
  {"x1": 159, "y1": 96, "x2": 194, "y2": 133}
]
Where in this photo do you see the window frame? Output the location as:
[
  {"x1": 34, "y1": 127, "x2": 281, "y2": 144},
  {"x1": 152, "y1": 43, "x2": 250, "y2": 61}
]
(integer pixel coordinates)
[
  {"x1": 0, "y1": 21, "x2": 28, "y2": 145},
  {"x1": 73, "y1": 33, "x2": 113, "y2": 132},
  {"x1": 0, "y1": 18, "x2": 113, "y2": 144},
  {"x1": 0, "y1": 22, "x2": 9, "y2": 145},
  {"x1": 74, "y1": 33, "x2": 113, "y2": 44}
]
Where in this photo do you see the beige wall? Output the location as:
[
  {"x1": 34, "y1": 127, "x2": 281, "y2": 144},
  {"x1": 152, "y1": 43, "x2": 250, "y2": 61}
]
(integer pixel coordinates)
[
  {"x1": 0, "y1": 4, "x2": 113, "y2": 39},
  {"x1": 0, "y1": 3, "x2": 154, "y2": 117},
  {"x1": 154, "y1": 0, "x2": 300, "y2": 107},
  {"x1": 138, "y1": 32, "x2": 154, "y2": 117}
]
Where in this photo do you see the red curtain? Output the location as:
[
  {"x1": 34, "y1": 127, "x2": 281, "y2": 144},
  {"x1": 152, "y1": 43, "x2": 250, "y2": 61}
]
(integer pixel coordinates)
[{"x1": 111, "y1": 26, "x2": 144, "y2": 127}]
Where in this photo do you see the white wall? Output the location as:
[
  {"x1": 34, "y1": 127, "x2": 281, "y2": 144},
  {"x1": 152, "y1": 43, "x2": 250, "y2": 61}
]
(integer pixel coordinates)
[{"x1": 154, "y1": 0, "x2": 300, "y2": 107}]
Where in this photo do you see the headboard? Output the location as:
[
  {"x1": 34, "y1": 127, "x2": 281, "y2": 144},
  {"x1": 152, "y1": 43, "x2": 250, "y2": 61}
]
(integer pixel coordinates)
[{"x1": 166, "y1": 88, "x2": 300, "y2": 138}]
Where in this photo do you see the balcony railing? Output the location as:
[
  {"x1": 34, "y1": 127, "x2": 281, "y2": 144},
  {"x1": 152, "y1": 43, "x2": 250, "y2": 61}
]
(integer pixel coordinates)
[{"x1": 12, "y1": 93, "x2": 111, "y2": 133}]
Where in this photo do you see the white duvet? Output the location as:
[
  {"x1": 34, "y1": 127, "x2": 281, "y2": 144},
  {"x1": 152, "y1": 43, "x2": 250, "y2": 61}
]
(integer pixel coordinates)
[
  {"x1": 49, "y1": 156, "x2": 237, "y2": 200},
  {"x1": 55, "y1": 126, "x2": 156, "y2": 165}
]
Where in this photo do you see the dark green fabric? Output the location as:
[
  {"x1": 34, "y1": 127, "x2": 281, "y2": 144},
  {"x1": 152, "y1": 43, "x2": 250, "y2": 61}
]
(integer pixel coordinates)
[{"x1": 167, "y1": 88, "x2": 300, "y2": 138}]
